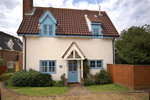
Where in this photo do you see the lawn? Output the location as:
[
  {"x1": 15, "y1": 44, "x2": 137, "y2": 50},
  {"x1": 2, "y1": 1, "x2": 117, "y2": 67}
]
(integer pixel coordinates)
[
  {"x1": 1, "y1": 72, "x2": 14, "y2": 76},
  {"x1": 85, "y1": 84, "x2": 131, "y2": 93},
  {"x1": 5, "y1": 82, "x2": 68, "y2": 96}
]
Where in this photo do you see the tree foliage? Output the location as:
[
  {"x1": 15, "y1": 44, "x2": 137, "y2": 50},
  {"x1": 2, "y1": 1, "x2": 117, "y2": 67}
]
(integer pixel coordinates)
[{"x1": 115, "y1": 25, "x2": 150, "y2": 65}]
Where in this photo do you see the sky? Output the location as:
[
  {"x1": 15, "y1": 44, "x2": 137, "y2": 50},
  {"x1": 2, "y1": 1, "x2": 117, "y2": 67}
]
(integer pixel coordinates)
[{"x1": 0, "y1": 0, "x2": 150, "y2": 40}]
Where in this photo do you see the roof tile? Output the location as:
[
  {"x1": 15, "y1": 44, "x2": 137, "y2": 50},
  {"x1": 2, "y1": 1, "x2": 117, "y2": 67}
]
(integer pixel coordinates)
[{"x1": 17, "y1": 7, "x2": 119, "y2": 37}]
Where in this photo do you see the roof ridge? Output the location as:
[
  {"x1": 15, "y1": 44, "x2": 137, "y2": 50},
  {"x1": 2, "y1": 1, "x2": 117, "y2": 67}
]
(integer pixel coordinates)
[{"x1": 34, "y1": 6, "x2": 106, "y2": 12}]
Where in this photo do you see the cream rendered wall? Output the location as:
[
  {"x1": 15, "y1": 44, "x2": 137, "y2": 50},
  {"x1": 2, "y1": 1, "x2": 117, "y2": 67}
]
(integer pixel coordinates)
[{"x1": 25, "y1": 36, "x2": 113, "y2": 81}]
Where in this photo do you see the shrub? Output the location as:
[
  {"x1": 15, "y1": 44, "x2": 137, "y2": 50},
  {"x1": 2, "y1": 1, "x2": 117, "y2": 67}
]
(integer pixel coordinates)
[
  {"x1": 10, "y1": 69, "x2": 52, "y2": 87},
  {"x1": 0, "y1": 74, "x2": 13, "y2": 81},
  {"x1": 83, "y1": 78, "x2": 95, "y2": 86},
  {"x1": 5, "y1": 68, "x2": 12, "y2": 73},
  {"x1": 52, "y1": 74, "x2": 65, "y2": 87},
  {"x1": 95, "y1": 69, "x2": 111, "y2": 85}
]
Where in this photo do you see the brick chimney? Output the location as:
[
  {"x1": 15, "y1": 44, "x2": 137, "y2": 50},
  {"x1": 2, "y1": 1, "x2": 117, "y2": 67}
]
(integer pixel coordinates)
[{"x1": 23, "y1": 0, "x2": 33, "y2": 19}]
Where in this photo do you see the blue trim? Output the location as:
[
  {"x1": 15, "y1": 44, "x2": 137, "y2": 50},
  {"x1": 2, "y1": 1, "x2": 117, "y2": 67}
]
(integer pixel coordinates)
[
  {"x1": 91, "y1": 23, "x2": 102, "y2": 25},
  {"x1": 56, "y1": 35, "x2": 92, "y2": 38},
  {"x1": 40, "y1": 60, "x2": 57, "y2": 74},
  {"x1": 39, "y1": 10, "x2": 57, "y2": 24},
  {"x1": 89, "y1": 60, "x2": 103, "y2": 69}
]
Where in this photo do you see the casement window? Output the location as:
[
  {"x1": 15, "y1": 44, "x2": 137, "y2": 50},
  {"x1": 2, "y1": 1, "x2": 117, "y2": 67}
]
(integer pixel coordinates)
[
  {"x1": 94, "y1": 28, "x2": 99, "y2": 36},
  {"x1": 7, "y1": 61, "x2": 13, "y2": 68},
  {"x1": 89, "y1": 60, "x2": 103, "y2": 69},
  {"x1": 43, "y1": 25, "x2": 53, "y2": 36},
  {"x1": 40, "y1": 60, "x2": 56, "y2": 74}
]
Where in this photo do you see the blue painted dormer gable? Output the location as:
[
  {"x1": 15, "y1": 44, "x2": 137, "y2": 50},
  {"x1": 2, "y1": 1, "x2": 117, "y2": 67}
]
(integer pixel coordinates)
[
  {"x1": 39, "y1": 10, "x2": 57, "y2": 37},
  {"x1": 91, "y1": 22, "x2": 103, "y2": 38}
]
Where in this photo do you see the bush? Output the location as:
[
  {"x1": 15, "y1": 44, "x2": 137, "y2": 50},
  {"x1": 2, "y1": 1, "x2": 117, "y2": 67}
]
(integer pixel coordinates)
[
  {"x1": 83, "y1": 78, "x2": 95, "y2": 86},
  {"x1": 10, "y1": 69, "x2": 52, "y2": 87},
  {"x1": 0, "y1": 74, "x2": 13, "y2": 81},
  {"x1": 52, "y1": 74, "x2": 65, "y2": 87},
  {"x1": 5, "y1": 68, "x2": 12, "y2": 73},
  {"x1": 95, "y1": 69, "x2": 111, "y2": 85}
]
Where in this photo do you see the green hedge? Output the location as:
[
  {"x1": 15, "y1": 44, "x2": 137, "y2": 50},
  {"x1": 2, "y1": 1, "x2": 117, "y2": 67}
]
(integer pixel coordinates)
[
  {"x1": 0, "y1": 74, "x2": 13, "y2": 81},
  {"x1": 10, "y1": 69, "x2": 53, "y2": 87}
]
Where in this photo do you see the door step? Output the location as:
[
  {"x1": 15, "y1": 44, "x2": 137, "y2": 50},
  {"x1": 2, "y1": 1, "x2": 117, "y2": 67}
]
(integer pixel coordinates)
[{"x1": 68, "y1": 82, "x2": 80, "y2": 87}]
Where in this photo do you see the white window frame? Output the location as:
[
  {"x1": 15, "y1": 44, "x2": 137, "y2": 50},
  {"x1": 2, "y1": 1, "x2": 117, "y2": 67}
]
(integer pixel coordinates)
[{"x1": 7, "y1": 61, "x2": 14, "y2": 68}]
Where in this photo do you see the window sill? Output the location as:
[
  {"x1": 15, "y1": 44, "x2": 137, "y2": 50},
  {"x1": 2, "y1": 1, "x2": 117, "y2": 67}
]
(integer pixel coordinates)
[
  {"x1": 41, "y1": 72, "x2": 56, "y2": 74},
  {"x1": 90, "y1": 67, "x2": 103, "y2": 69}
]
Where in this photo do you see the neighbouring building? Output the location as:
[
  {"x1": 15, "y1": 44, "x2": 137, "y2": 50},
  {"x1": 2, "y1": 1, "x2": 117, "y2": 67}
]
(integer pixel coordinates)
[{"x1": 0, "y1": 31, "x2": 22, "y2": 72}]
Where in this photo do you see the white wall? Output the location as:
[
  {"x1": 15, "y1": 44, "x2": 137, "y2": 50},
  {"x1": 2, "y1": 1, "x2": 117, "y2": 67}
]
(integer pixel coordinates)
[{"x1": 25, "y1": 36, "x2": 113, "y2": 81}]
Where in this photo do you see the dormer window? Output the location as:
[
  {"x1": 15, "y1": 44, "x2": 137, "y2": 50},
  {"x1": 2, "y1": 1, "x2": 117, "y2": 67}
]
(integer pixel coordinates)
[{"x1": 39, "y1": 10, "x2": 57, "y2": 37}]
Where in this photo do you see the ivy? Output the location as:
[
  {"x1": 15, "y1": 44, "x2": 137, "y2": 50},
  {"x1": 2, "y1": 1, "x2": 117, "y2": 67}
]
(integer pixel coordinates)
[{"x1": 83, "y1": 58, "x2": 90, "y2": 79}]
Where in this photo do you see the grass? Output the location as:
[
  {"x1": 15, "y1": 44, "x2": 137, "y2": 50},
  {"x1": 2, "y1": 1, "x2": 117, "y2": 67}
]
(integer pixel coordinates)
[
  {"x1": 85, "y1": 84, "x2": 131, "y2": 93},
  {"x1": 5, "y1": 82, "x2": 68, "y2": 96}
]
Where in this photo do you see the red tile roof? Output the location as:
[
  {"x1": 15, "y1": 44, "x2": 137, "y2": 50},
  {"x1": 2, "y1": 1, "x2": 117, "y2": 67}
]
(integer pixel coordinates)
[{"x1": 17, "y1": 7, "x2": 119, "y2": 37}]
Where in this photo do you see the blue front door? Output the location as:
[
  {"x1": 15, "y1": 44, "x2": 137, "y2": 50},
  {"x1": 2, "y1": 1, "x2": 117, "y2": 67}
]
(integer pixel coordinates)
[{"x1": 68, "y1": 60, "x2": 78, "y2": 82}]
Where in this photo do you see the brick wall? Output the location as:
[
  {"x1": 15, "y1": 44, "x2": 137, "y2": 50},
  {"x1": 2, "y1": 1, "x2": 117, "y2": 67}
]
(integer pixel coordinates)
[
  {"x1": 0, "y1": 50, "x2": 20, "y2": 72},
  {"x1": 107, "y1": 64, "x2": 150, "y2": 90}
]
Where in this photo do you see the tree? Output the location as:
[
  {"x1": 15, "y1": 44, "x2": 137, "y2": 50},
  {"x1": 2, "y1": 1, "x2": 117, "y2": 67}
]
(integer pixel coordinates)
[{"x1": 115, "y1": 25, "x2": 150, "y2": 65}]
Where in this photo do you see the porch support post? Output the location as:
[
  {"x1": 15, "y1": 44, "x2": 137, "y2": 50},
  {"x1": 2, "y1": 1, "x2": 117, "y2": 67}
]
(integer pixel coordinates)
[
  {"x1": 64, "y1": 60, "x2": 68, "y2": 86},
  {"x1": 81, "y1": 60, "x2": 84, "y2": 86}
]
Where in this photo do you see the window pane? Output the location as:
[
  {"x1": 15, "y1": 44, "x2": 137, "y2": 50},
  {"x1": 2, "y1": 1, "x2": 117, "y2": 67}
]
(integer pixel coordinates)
[
  {"x1": 42, "y1": 67, "x2": 44, "y2": 72},
  {"x1": 45, "y1": 61, "x2": 47, "y2": 66},
  {"x1": 52, "y1": 61, "x2": 55, "y2": 66},
  {"x1": 49, "y1": 25, "x2": 52, "y2": 30},
  {"x1": 49, "y1": 61, "x2": 51, "y2": 66},
  {"x1": 69, "y1": 66, "x2": 72, "y2": 71},
  {"x1": 49, "y1": 67, "x2": 51, "y2": 72},
  {"x1": 97, "y1": 61, "x2": 101, "y2": 67},
  {"x1": 74, "y1": 66, "x2": 77, "y2": 71},
  {"x1": 94, "y1": 28, "x2": 98, "y2": 35},
  {"x1": 45, "y1": 67, "x2": 47, "y2": 72},
  {"x1": 42, "y1": 62, "x2": 44, "y2": 66},
  {"x1": 52, "y1": 67, "x2": 55, "y2": 72},
  {"x1": 93, "y1": 61, "x2": 95, "y2": 67},
  {"x1": 44, "y1": 25, "x2": 47, "y2": 35},
  {"x1": 49, "y1": 31, "x2": 52, "y2": 35}
]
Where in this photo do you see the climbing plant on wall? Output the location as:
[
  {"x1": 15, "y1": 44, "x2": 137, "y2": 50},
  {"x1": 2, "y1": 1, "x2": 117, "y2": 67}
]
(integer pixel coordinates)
[{"x1": 83, "y1": 58, "x2": 90, "y2": 79}]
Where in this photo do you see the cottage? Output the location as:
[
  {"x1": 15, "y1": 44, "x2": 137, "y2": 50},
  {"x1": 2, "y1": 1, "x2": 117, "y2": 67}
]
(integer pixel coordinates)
[{"x1": 17, "y1": 0, "x2": 119, "y2": 85}]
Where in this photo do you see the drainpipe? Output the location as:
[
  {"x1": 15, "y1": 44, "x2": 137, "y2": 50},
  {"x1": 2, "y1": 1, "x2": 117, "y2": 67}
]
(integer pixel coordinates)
[
  {"x1": 23, "y1": 34, "x2": 26, "y2": 71},
  {"x1": 112, "y1": 38, "x2": 115, "y2": 64}
]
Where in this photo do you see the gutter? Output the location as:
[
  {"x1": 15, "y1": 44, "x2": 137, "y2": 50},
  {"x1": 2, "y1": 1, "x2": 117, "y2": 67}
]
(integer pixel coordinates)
[
  {"x1": 112, "y1": 38, "x2": 115, "y2": 64},
  {"x1": 23, "y1": 34, "x2": 26, "y2": 71}
]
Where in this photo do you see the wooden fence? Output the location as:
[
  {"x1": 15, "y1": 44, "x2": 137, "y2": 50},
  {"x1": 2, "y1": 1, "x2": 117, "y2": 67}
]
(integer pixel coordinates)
[
  {"x1": 107, "y1": 64, "x2": 150, "y2": 90},
  {"x1": 0, "y1": 66, "x2": 7, "y2": 75}
]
